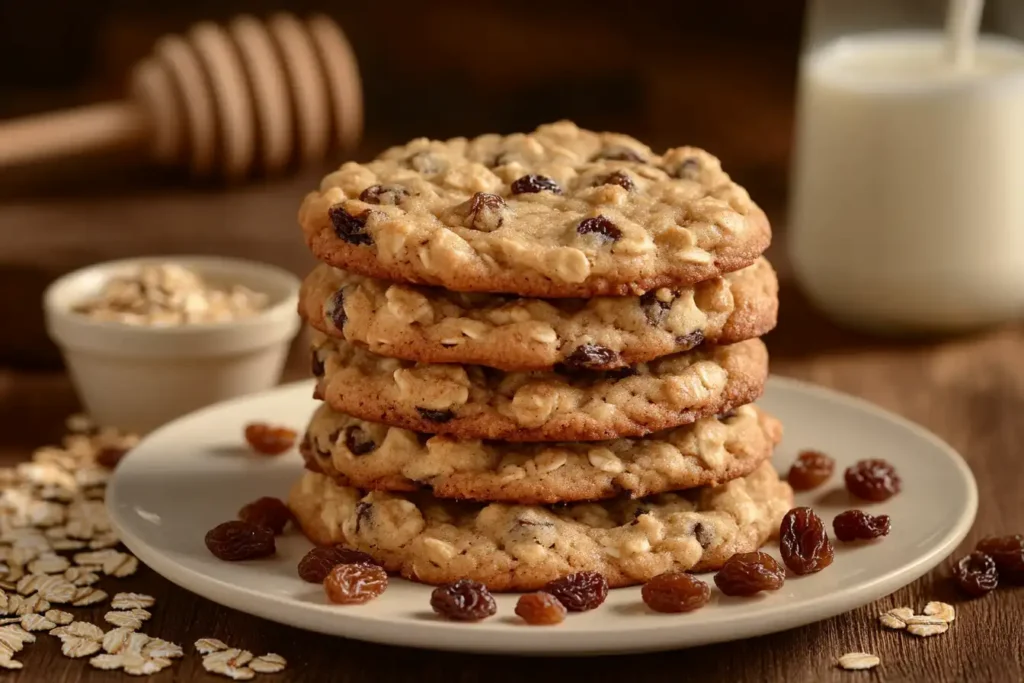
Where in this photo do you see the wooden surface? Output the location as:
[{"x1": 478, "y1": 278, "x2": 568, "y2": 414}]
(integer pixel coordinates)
[{"x1": 1, "y1": 230, "x2": 1023, "y2": 683}]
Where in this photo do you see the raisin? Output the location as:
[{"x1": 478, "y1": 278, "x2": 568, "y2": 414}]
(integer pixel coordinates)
[
  {"x1": 693, "y1": 522, "x2": 714, "y2": 548},
  {"x1": 780, "y1": 507, "x2": 834, "y2": 575},
  {"x1": 561, "y1": 344, "x2": 619, "y2": 371},
  {"x1": 354, "y1": 502, "x2": 373, "y2": 532},
  {"x1": 462, "y1": 192, "x2": 506, "y2": 232},
  {"x1": 298, "y1": 545, "x2": 379, "y2": 583},
  {"x1": 953, "y1": 551, "x2": 999, "y2": 597},
  {"x1": 641, "y1": 571, "x2": 711, "y2": 613},
  {"x1": 238, "y1": 497, "x2": 292, "y2": 535},
  {"x1": 511, "y1": 174, "x2": 562, "y2": 195},
  {"x1": 577, "y1": 215, "x2": 622, "y2": 242},
  {"x1": 329, "y1": 290, "x2": 347, "y2": 332},
  {"x1": 977, "y1": 535, "x2": 1024, "y2": 582},
  {"x1": 718, "y1": 409, "x2": 737, "y2": 421},
  {"x1": 544, "y1": 571, "x2": 609, "y2": 612},
  {"x1": 713, "y1": 551, "x2": 785, "y2": 596},
  {"x1": 417, "y1": 408, "x2": 454, "y2": 423},
  {"x1": 832, "y1": 510, "x2": 890, "y2": 542},
  {"x1": 596, "y1": 146, "x2": 646, "y2": 163},
  {"x1": 343, "y1": 425, "x2": 377, "y2": 455},
  {"x1": 670, "y1": 157, "x2": 701, "y2": 180},
  {"x1": 328, "y1": 205, "x2": 373, "y2": 246},
  {"x1": 430, "y1": 579, "x2": 497, "y2": 621},
  {"x1": 359, "y1": 184, "x2": 408, "y2": 205},
  {"x1": 323, "y1": 562, "x2": 388, "y2": 604},
  {"x1": 597, "y1": 171, "x2": 634, "y2": 191},
  {"x1": 676, "y1": 329, "x2": 704, "y2": 350},
  {"x1": 787, "y1": 450, "x2": 835, "y2": 491},
  {"x1": 640, "y1": 290, "x2": 673, "y2": 326},
  {"x1": 244, "y1": 423, "x2": 297, "y2": 455},
  {"x1": 845, "y1": 459, "x2": 901, "y2": 501},
  {"x1": 95, "y1": 447, "x2": 128, "y2": 470},
  {"x1": 205, "y1": 521, "x2": 275, "y2": 561},
  {"x1": 514, "y1": 592, "x2": 567, "y2": 625},
  {"x1": 310, "y1": 350, "x2": 325, "y2": 378}
]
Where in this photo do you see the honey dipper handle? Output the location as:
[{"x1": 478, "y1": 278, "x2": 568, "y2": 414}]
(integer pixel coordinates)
[{"x1": 0, "y1": 101, "x2": 150, "y2": 168}]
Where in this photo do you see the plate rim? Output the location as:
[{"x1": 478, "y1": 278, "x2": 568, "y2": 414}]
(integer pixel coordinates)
[{"x1": 107, "y1": 375, "x2": 978, "y2": 655}]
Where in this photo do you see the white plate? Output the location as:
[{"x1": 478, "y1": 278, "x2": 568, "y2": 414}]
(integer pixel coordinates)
[{"x1": 107, "y1": 377, "x2": 977, "y2": 655}]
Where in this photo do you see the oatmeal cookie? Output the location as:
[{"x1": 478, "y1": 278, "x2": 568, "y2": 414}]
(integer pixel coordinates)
[
  {"x1": 299, "y1": 258, "x2": 777, "y2": 371},
  {"x1": 288, "y1": 461, "x2": 793, "y2": 591},
  {"x1": 298, "y1": 120, "x2": 771, "y2": 297},
  {"x1": 301, "y1": 403, "x2": 781, "y2": 503},
  {"x1": 312, "y1": 333, "x2": 768, "y2": 442}
]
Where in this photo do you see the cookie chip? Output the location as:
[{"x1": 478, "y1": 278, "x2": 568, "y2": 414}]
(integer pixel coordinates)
[
  {"x1": 312, "y1": 333, "x2": 768, "y2": 442},
  {"x1": 298, "y1": 121, "x2": 771, "y2": 297},
  {"x1": 288, "y1": 461, "x2": 793, "y2": 591},
  {"x1": 298, "y1": 258, "x2": 778, "y2": 372},
  {"x1": 301, "y1": 403, "x2": 782, "y2": 503}
]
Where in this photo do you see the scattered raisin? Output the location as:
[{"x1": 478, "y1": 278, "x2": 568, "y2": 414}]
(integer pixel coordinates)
[
  {"x1": 430, "y1": 580, "x2": 497, "y2": 621},
  {"x1": 464, "y1": 192, "x2": 506, "y2": 231},
  {"x1": 298, "y1": 545, "x2": 379, "y2": 583},
  {"x1": 641, "y1": 572, "x2": 711, "y2": 613},
  {"x1": 845, "y1": 459, "x2": 901, "y2": 502},
  {"x1": 417, "y1": 408, "x2": 455, "y2": 423},
  {"x1": 597, "y1": 171, "x2": 634, "y2": 191},
  {"x1": 343, "y1": 425, "x2": 377, "y2": 455},
  {"x1": 713, "y1": 551, "x2": 785, "y2": 596},
  {"x1": 359, "y1": 184, "x2": 408, "y2": 205},
  {"x1": 676, "y1": 329, "x2": 705, "y2": 350},
  {"x1": 95, "y1": 447, "x2": 128, "y2": 470},
  {"x1": 244, "y1": 423, "x2": 297, "y2": 455},
  {"x1": 577, "y1": 215, "x2": 622, "y2": 242},
  {"x1": 780, "y1": 507, "x2": 834, "y2": 575},
  {"x1": 205, "y1": 521, "x2": 275, "y2": 561},
  {"x1": 787, "y1": 450, "x2": 835, "y2": 491},
  {"x1": 976, "y1": 535, "x2": 1024, "y2": 582},
  {"x1": 953, "y1": 551, "x2": 999, "y2": 597},
  {"x1": 561, "y1": 344, "x2": 619, "y2": 370},
  {"x1": 514, "y1": 592, "x2": 567, "y2": 625},
  {"x1": 544, "y1": 571, "x2": 609, "y2": 612},
  {"x1": 238, "y1": 497, "x2": 292, "y2": 535},
  {"x1": 511, "y1": 174, "x2": 562, "y2": 195},
  {"x1": 640, "y1": 290, "x2": 673, "y2": 326},
  {"x1": 832, "y1": 510, "x2": 890, "y2": 542},
  {"x1": 323, "y1": 562, "x2": 388, "y2": 604},
  {"x1": 310, "y1": 350, "x2": 325, "y2": 378},
  {"x1": 328, "y1": 205, "x2": 373, "y2": 246},
  {"x1": 596, "y1": 146, "x2": 646, "y2": 163}
]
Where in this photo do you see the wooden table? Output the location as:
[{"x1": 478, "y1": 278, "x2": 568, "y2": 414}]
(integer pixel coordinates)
[{"x1": 2, "y1": 194, "x2": 1023, "y2": 683}]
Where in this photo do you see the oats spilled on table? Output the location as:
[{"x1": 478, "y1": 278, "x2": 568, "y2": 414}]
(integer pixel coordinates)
[{"x1": 71, "y1": 263, "x2": 268, "y2": 326}]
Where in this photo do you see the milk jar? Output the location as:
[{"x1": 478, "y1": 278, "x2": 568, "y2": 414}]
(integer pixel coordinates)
[{"x1": 788, "y1": 1, "x2": 1024, "y2": 333}]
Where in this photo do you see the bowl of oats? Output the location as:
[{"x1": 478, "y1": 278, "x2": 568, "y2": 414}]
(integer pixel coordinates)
[{"x1": 43, "y1": 256, "x2": 302, "y2": 433}]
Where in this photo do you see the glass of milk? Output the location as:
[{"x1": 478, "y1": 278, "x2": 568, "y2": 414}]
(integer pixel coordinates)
[{"x1": 789, "y1": 0, "x2": 1024, "y2": 333}]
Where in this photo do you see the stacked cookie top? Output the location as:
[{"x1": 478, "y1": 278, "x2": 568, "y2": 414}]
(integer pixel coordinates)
[{"x1": 289, "y1": 121, "x2": 789, "y2": 590}]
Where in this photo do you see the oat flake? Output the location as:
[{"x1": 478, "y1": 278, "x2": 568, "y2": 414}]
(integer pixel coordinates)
[
  {"x1": 908, "y1": 622, "x2": 949, "y2": 637},
  {"x1": 923, "y1": 601, "x2": 956, "y2": 623},
  {"x1": 249, "y1": 652, "x2": 287, "y2": 673},
  {"x1": 111, "y1": 592, "x2": 155, "y2": 610},
  {"x1": 195, "y1": 637, "x2": 229, "y2": 654},
  {"x1": 838, "y1": 652, "x2": 880, "y2": 671}
]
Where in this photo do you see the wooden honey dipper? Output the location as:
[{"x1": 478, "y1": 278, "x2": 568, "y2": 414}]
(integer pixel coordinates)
[{"x1": 0, "y1": 13, "x2": 362, "y2": 179}]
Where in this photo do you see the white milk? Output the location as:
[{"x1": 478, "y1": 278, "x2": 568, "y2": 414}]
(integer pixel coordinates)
[{"x1": 788, "y1": 31, "x2": 1024, "y2": 332}]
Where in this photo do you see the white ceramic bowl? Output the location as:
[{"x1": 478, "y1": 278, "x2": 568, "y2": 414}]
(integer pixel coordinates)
[{"x1": 43, "y1": 256, "x2": 302, "y2": 434}]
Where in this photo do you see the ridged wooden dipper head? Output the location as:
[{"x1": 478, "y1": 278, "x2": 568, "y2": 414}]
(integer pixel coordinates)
[{"x1": 127, "y1": 13, "x2": 362, "y2": 179}]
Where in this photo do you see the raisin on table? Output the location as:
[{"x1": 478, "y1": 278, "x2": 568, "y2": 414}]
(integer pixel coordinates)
[
  {"x1": 976, "y1": 535, "x2": 1024, "y2": 582},
  {"x1": 238, "y1": 497, "x2": 292, "y2": 535},
  {"x1": 544, "y1": 571, "x2": 609, "y2": 612},
  {"x1": 953, "y1": 551, "x2": 999, "y2": 597},
  {"x1": 205, "y1": 521, "x2": 275, "y2": 561},
  {"x1": 787, "y1": 450, "x2": 835, "y2": 491},
  {"x1": 430, "y1": 580, "x2": 497, "y2": 621},
  {"x1": 780, "y1": 507, "x2": 834, "y2": 575},
  {"x1": 714, "y1": 551, "x2": 785, "y2": 596},
  {"x1": 832, "y1": 510, "x2": 891, "y2": 542},
  {"x1": 323, "y1": 562, "x2": 388, "y2": 605},
  {"x1": 515, "y1": 592, "x2": 567, "y2": 625},
  {"x1": 641, "y1": 572, "x2": 711, "y2": 613}
]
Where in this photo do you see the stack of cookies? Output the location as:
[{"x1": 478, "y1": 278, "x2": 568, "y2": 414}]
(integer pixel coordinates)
[{"x1": 287, "y1": 121, "x2": 792, "y2": 591}]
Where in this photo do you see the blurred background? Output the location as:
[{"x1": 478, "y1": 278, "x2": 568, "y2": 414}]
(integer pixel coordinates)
[{"x1": 2, "y1": 0, "x2": 1023, "y2": 367}]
